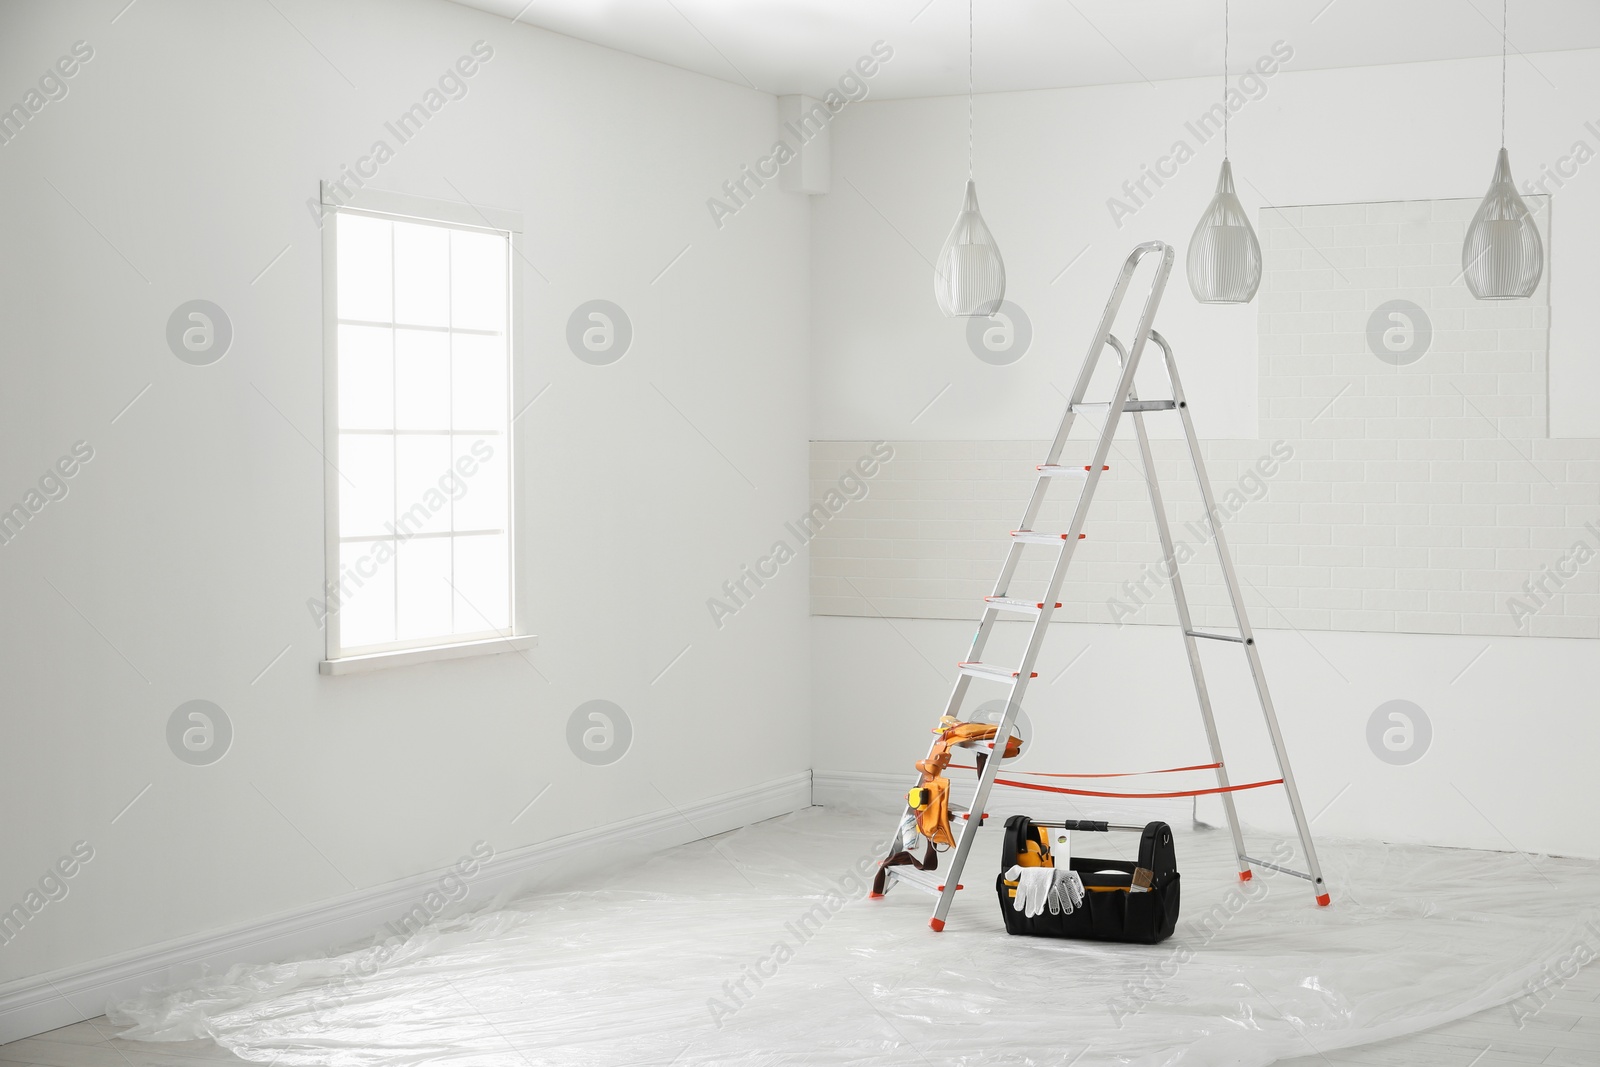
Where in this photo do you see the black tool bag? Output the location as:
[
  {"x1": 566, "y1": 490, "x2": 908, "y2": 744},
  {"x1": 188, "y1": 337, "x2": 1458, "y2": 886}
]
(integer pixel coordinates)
[{"x1": 995, "y1": 816, "x2": 1180, "y2": 944}]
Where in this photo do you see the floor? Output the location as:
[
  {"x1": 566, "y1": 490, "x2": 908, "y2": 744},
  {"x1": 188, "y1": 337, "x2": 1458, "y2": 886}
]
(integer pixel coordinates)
[
  {"x1": 4, "y1": 983, "x2": 1599, "y2": 1067},
  {"x1": 3, "y1": 807, "x2": 1596, "y2": 1067}
]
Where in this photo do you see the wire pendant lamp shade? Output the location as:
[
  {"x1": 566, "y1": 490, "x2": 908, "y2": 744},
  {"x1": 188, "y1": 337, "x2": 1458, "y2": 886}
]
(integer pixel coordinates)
[
  {"x1": 1461, "y1": 2, "x2": 1543, "y2": 300},
  {"x1": 934, "y1": 0, "x2": 1005, "y2": 317},
  {"x1": 1188, "y1": 160, "x2": 1262, "y2": 304},
  {"x1": 1187, "y1": 0, "x2": 1261, "y2": 304},
  {"x1": 935, "y1": 179, "x2": 1006, "y2": 316},
  {"x1": 1462, "y1": 148, "x2": 1542, "y2": 299}
]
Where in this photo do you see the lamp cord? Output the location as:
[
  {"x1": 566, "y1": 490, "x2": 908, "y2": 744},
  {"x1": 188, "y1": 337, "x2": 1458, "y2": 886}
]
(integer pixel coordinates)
[
  {"x1": 1223, "y1": 0, "x2": 1229, "y2": 159},
  {"x1": 968, "y1": 0, "x2": 974, "y2": 178},
  {"x1": 1500, "y1": 0, "x2": 1507, "y2": 147}
]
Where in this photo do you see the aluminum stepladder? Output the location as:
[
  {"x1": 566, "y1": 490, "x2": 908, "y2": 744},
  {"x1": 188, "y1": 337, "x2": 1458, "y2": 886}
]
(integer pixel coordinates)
[{"x1": 874, "y1": 241, "x2": 1330, "y2": 931}]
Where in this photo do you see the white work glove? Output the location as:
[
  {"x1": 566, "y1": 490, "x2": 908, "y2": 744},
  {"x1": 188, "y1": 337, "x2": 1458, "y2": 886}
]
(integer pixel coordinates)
[
  {"x1": 1048, "y1": 869, "x2": 1085, "y2": 914},
  {"x1": 1025, "y1": 869, "x2": 1051, "y2": 918},
  {"x1": 1005, "y1": 866, "x2": 1053, "y2": 918},
  {"x1": 1046, "y1": 871, "x2": 1067, "y2": 915}
]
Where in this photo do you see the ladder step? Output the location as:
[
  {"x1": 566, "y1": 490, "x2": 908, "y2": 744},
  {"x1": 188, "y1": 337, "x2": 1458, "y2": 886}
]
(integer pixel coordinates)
[
  {"x1": 1186, "y1": 630, "x2": 1247, "y2": 644},
  {"x1": 948, "y1": 800, "x2": 989, "y2": 824},
  {"x1": 886, "y1": 867, "x2": 963, "y2": 897},
  {"x1": 1035, "y1": 464, "x2": 1110, "y2": 478},
  {"x1": 985, "y1": 596, "x2": 1062, "y2": 616},
  {"x1": 958, "y1": 661, "x2": 1038, "y2": 682},
  {"x1": 1012, "y1": 530, "x2": 1087, "y2": 545},
  {"x1": 1072, "y1": 399, "x2": 1176, "y2": 412},
  {"x1": 1242, "y1": 855, "x2": 1313, "y2": 882}
]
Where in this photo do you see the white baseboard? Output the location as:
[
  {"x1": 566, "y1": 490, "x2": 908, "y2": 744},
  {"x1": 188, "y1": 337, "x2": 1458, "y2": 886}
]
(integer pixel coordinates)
[
  {"x1": 0, "y1": 771, "x2": 812, "y2": 1045},
  {"x1": 810, "y1": 769, "x2": 909, "y2": 812}
]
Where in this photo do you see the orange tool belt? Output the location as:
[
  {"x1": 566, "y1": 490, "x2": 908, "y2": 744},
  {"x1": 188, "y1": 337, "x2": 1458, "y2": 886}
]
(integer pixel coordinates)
[
  {"x1": 873, "y1": 717, "x2": 1023, "y2": 895},
  {"x1": 910, "y1": 717, "x2": 1023, "y2": 848}
]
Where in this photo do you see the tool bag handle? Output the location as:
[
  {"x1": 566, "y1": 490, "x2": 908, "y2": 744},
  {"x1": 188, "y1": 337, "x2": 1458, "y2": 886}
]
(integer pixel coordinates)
[
  {"x1": 1137, "y1": 821, "x2": 1178, "y2": 885},
  {"x1": 1001, "y1": 814, "x2": 1036, "y2": 861}
]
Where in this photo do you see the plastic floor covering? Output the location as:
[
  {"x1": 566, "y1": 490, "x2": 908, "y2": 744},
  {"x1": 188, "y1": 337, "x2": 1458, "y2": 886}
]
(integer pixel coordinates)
[{"x1": 109, "y1": 805, "x2": 1600, "y2": 1066}]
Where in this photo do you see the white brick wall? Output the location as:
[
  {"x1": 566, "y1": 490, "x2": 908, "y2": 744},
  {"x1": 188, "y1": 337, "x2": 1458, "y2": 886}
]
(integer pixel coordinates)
[{"x1": 812, "y1": 198, "x2": 1600, "y2": 639}]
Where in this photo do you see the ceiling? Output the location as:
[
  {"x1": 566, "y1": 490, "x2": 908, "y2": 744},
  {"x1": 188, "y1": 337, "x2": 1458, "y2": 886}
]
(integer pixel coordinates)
[{"x1": 448, "y1": 0, "x2": 1600, "y2": 99}]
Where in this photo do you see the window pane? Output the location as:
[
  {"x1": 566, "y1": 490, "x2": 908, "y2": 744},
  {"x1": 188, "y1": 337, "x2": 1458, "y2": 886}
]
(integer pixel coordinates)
[
  {"x1": 332, "y1": 205, "x2": 514, "y2": 658},
  {"x1": 338, "y1": 326, "x2": 393, "y2": 430},
  {"x1": 452, "y1": 434, "x2": 507, "y2": 532},
  {"x1": 451, "y1": 333, "x2": 506, "y2": 431},
  {"x1": 451, "y1": 229, "x2": 507, "y2": 331},
  {"x1": 339, "y1": 434, "x2": 394, "y2": 539},
  {"x1": 453, "y1": 533, "x2": 508, "y2": 633},
  {"x1": 396, "y1": 536, "x2": 452, "y2": 641},
  {"x1": 338, "y1": 540, "x2": 396, "y2": 648},
  {"x1": 394, "y1": 435, "x2": 453, "y2": 538},
  {"x1": 337, "y1": 214, "x2": 392, "y2": 321},
  {"x1": 393, "y1": 220, "x2": 450, "y2": 327},
  {"x1": 394, "y1": 329, "x2": 451, "y2": 431}
]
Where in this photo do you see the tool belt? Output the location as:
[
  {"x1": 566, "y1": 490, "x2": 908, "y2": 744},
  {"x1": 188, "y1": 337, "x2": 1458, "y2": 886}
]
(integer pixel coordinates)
[
  {"x1": 873, "y1": 717, "x2": 1023, "y2": 894},
  {"x1": 912, "y1": 716, "x2": 1022, "y2": 848},
  {"x1": 996, "y1": 816, "x2": 1181, "y2": 944}
]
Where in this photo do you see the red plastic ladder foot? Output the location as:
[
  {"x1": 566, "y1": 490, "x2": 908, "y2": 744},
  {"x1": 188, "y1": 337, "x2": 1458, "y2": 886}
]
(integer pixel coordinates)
[
  {"x1": 868, "y1": 892, "x2": 884, "y2": 899},
  {"x1": 1316, "y1": 893, "x2": 1331, "y2": 907},
  {"x1": 929, "y1": 917, "x2": 945, "y2": 932},
  {"x1": 1238, "y1": 870, "x2": 1253, "y2": 881}
]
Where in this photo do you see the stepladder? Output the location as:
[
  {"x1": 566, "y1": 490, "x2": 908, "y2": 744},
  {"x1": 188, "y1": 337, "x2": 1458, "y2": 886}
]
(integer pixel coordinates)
[{"x1": 872, "y1": 241, "x2": 1331, "y2": 931}]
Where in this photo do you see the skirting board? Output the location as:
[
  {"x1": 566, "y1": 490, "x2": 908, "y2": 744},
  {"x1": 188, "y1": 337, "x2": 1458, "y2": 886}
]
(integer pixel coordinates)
[{"x1": 0, "y1": 771, "x2": 812, "y2": 1045}]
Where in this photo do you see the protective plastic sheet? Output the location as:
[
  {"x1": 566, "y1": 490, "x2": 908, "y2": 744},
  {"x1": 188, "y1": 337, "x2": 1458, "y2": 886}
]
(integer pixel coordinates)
[{"x1": 109, "y1": 805, "x2": 1600, "y2": 1066}]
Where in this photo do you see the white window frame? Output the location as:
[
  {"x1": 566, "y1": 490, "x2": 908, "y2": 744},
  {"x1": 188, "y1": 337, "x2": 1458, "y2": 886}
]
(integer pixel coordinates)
[{"x1": 318, "y1": 183, "x2": 533, "y2": 675}]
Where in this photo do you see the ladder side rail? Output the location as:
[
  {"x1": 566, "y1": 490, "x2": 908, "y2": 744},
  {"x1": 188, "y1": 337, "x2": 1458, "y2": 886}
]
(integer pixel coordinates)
[
  {"x1": 1147, "y1": 330, "x2": 1257, "y2": 643},
  {"x1": 1011, "y1": 246, "x2": 1175, "y2": 690},
  {"x1": 938, "y1": 248, "x2": 1180, "y2": 922},
  {"x1": 929, "y1": 685, "x2": 1023, "y2": 929},
  {"x1": 1041, "y1": 242, "x2": 1170, "y2": 467},
  {"x1": 932, "y1": 245, "x2": 1174, "y2": 924},
  {"x1": 937, "y1": 246, "x2": 1159, "y2": 726},
  {"x1": 890, "y1": 254, "x2": 1151, "y2": 860},
  {"x1": 1150, "y1": 330, "x2": 1330, "y2": 904},
  {"x1": 941, "y1": 248, "x2": 1165, "y2": 737},
  {"x1": 960, "y1": 242, "x2": 1175, "y2": 686},
  {"x1": 1115, "y1": 340, "x2": 1251, "y2": 877}
]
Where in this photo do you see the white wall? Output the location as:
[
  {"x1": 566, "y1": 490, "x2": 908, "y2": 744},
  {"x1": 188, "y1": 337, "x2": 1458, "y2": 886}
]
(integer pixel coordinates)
[
  {"x1": 0, "y1": 0, "x2": 811, "y2": 987},
  {"x1": 810, "y1": 50, "x2": 1600, "y2": 855}
]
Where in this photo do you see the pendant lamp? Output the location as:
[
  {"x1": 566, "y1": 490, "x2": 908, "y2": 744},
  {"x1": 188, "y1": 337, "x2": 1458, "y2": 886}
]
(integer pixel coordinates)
[
  {"x1": 934, "y1": 0, "x2": 1005, "y2": 317},
  {"x1": 1187, "y1": 0, "x2": 1262, "y2": 304},
  {"x1": 1461, "y1": 0, "x2": 1543, "y2": 300}
]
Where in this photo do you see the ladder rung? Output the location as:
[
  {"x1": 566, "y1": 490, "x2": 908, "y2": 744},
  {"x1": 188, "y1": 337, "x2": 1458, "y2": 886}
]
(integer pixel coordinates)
[
  {"x1": 1186, "y1": 630, "x2": 1247, "y2": 644},
  {"x1": 1035, "y1": 464, "x2": 1110, "y2": 478},
  {"x1": 1012, "y1": 530, "x2": 1087, "y2": 545},
  {"x1": 1072, "y1": 399, "x2": 1176, "y2": 412},
  {"x1": 984, "y1": 596, "x2": 1062, "y2": 616},
  {"x1": 1242, "y1": 855, "x2": 1313, "y2": 882},
  {"x1": 957, "y1": 662, "x2": 1038, "y2": 682},
  {"x1": 886, "y1": 867, "x2": 963, "y2": 896}
]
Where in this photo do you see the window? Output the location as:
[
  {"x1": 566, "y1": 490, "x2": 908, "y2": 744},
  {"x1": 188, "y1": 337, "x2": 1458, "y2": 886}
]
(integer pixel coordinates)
[{"x1": 320, "y1": 187, "x2": 523, "y2": 670}]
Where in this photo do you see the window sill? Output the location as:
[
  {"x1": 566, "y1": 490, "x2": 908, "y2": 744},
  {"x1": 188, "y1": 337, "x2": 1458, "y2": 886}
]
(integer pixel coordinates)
[{"x1": 320, "y1": 635, "x2": 538, "y2": 676}]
